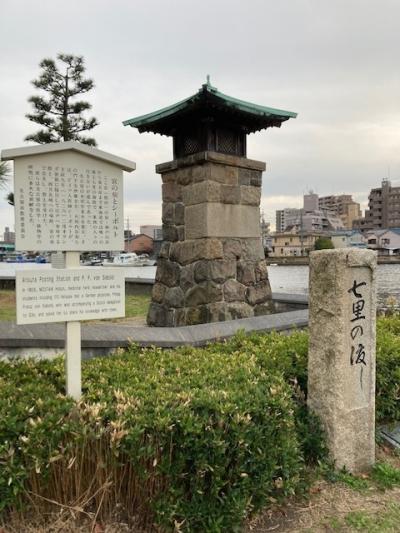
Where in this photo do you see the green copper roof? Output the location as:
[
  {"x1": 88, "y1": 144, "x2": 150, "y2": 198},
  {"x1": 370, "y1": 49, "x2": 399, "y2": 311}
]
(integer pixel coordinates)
[{"x1": 123, "y1": 78, "x2": 297, "y2": 135}]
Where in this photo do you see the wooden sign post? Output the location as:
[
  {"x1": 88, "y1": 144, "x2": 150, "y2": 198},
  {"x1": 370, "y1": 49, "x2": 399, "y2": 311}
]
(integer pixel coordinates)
[
  {"x1": 1, "y1": 141, "x2": 136, "y2": 400},
  {"x1": 65, "y1": 251, "x2": 82, "y2": 399}
]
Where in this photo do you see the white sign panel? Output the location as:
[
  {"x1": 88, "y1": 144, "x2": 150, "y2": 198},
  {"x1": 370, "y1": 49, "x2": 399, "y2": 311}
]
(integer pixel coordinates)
[
  {"x1": 16, "y1": 268, "x2": 125, "y2": 324},
  {"x1": 13, "y1": 152, "x2": 124, "y2": 251}
]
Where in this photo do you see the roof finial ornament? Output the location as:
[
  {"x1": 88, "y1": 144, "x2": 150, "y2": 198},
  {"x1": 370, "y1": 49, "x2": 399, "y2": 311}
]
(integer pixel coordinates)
[{"x1": 206, "y1": 74, "x2": 210, "y2": 86}]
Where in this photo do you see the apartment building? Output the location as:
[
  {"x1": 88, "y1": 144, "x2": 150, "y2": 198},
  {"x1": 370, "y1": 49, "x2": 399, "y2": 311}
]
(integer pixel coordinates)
[
  {"x1": 3, "y1": 226, "x2": 15, "y2": 243},
  {"x1": 353, "y1": 179, "x2": 400, "y2": 231},
  {"x1": 275, "y1": 208, "x2": 301, "y2": 232},
  {"x1": 318, "y1": 195, "x2": 361, "y2": 229},
  {"x1": 275, "y1": 194, "x2": 345, "y2": 233},
  {"x1": 271, "y1": 231, "x2": 326, "y2": 257}
]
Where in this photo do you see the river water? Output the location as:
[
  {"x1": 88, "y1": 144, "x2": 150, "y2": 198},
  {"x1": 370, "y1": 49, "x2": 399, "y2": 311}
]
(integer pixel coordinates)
[
  {"x1": 267, "y1": 264, "x2": 400, "y2": 305},
  {"x1": 1, "y1": 263, "x2": 399, "y2": 305}
]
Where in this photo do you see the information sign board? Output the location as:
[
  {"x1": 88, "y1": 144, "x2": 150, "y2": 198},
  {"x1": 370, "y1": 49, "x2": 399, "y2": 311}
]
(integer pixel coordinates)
[
  {"x1": 1, "y1": 142, "x2": 136, "y2": 399},
  {"x1": 13, "y1": 152, "x2": 124, "y2": 251},
  {"x1": 16, "y1": 268, "x2": 125, "y2": 324}
]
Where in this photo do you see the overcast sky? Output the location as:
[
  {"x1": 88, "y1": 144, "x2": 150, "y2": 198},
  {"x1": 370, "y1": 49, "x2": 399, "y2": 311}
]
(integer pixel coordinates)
[{"x1": 1, "y1": 0, "x2": 400, "y2": 232}]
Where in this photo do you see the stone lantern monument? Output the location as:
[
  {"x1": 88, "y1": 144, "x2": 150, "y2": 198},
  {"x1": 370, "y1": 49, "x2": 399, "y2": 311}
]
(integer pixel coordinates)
[{"x1": 124, "y1": 79, "x2": 296, "y2": 326}]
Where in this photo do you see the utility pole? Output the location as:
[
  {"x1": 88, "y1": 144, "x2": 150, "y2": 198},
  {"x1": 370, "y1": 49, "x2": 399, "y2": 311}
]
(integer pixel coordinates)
[
  {"x1": 300, "y1": 210, "x2": 304, "y2": 256},
  {"x1": 125, "y1": 216, "x2": 134, "y2": 236}
]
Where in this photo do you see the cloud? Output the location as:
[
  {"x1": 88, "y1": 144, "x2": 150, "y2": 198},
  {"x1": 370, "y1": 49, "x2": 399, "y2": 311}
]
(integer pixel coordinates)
[{"x1": 1, "y1": 0, "x2": 400, "y2": 235}]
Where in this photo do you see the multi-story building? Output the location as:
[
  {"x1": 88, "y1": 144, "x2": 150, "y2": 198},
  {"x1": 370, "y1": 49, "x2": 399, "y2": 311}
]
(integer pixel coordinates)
[
  {"x1": 292, "y1": 210, "x2": 344, "y2": 232},
  {"x1": 318, "y1": 195, "x2": 361, "y2": 229},
  {"x1": 353, "y1": 179, "x2": 400, "y2": 231},
  {"x1": 303, "y1": 192, "x2": 319, "y2": 212},
  {"x1": 275, "y1": 208, "x2": 301, "y2": 232},
  {"x1": 276, "y1": 194, "x2": 344, "y2": 233},
  {"x1": 271, "y1": 230, "x2": 326, "y2": 257},
  {"x1": 352, "y1": 217, "x2": 371, "y2": 232},
  {"x1": 260, "y1": 212, "x2": 271, "y2": 250},
  {"x1": 3, "y1": 226, "x2": 15, "y2": 243}
]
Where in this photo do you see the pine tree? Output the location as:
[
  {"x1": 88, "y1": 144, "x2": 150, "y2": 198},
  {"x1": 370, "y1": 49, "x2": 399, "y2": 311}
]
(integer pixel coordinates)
[
  {"x1": 25, "y1": 54, "x2": 98, "y2": 146},
  {"x1": 0, "y1": 162, "x2": 13, "y2": 205},
  {"x1": 6, "y1": 192, "x2": 14, "y2": 206},
  {"x1": 0, "y1": 161, "x2": 9, "y2": 190}
]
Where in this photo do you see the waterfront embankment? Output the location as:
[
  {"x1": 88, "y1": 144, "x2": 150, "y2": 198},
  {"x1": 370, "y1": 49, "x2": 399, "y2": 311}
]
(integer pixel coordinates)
[{"x1": 266, "y1": 255, "x2": 400, "y2": 266}]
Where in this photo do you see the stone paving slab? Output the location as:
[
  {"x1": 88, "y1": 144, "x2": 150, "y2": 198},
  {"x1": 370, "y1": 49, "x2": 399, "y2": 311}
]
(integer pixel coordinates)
[
  {"x1": 0, "y1": 309, "x2": 308, "y2": 350},
  {"x1": 271, "y1": 292, "x2": 308, "y2": 305},
  {"x1": 380, "y1": 425, "x2": 400, "y2": 449}
]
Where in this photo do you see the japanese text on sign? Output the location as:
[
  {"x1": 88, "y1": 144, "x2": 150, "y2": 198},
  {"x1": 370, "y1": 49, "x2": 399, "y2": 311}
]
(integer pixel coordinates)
[{"x1": 15, "y1": 163, "x2": 123, "y2": 251}]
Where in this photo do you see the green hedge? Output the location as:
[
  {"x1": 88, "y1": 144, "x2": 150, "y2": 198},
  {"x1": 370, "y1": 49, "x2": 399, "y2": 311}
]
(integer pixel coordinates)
[
  {"x1": 376, "y1": 315, "x2": 400, "y2": 421},
  {"x1": 0, "y1": 315, "x2": 398, "y2": 531},
  {"x1": 0, "y1": 339, "x2": 309, "y2": 531},
  {"x1": 225, "y1": 317, "x2": 400, "y2": 423}
]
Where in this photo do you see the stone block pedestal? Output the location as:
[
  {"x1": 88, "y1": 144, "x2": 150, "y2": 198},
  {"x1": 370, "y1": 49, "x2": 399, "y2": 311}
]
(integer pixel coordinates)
[{"x1": 147, "y1": 151, "x2": 272, "y2": 326}]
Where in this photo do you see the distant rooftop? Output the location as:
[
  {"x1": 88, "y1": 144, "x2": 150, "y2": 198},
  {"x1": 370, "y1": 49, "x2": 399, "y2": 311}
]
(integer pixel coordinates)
[
  {"x1": 366, "y1": 228, "x2": 400, "y2": 236},
  {"x1": 332, "y1": 230, "x2": 363, "y2": 236}
]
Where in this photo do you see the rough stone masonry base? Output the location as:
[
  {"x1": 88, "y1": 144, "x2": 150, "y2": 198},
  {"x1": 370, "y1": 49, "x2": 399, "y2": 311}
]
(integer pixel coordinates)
[{"x1": 148, "y1": 151, "x2": 272, "y2": 326}]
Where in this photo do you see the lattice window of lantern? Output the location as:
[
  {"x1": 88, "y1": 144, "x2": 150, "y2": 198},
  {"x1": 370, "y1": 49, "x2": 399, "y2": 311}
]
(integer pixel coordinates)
[
  {"x1": 183, "y1": 135, "x2": 201, "y2": 155},
  {"x1": 217, "y1": 128, "x2": 237, "y2": 154}
]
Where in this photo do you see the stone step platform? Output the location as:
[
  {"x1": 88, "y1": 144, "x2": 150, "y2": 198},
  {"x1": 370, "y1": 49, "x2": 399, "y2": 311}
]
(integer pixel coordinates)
[{"x1": 0, "y1": 296, "x2": 308, "y2": 359}]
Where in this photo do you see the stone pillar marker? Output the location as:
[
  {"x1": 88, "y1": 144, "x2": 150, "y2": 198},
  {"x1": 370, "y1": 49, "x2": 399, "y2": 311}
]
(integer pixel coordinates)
[
  {"x1": 124, "y1": 78, "x2": 297, "y2": 326},
  {"x1": 308, "y1": 249, "x2": 377, "y2": 473}
]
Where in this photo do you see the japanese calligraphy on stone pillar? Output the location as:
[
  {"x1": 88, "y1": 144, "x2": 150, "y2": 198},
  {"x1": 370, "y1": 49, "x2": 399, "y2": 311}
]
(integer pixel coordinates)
[
  {"x1": 347, "y1": 267, "x2": 372, "y2": 407},
  {"x1": 14, "y1": 155, "x2": 123, "y2": 251}
]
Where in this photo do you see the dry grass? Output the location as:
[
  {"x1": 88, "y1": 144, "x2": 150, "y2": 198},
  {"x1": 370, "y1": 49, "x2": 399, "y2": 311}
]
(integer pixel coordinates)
[
  {"x1": 247, "y1": 447, "x2": 400, "y2": 532},
  {"x1": 3, "y1": 448, "x2": 400, "y2": 533},
  {"x1": 247, "y1": 483, "x2": 400, "y2": 532},
  {"x1": 2, "y1": 436, "x2": 163, "y2": 532},
  {"x1": 3, "y1": 513, "x2": 132, "y2": 532}
]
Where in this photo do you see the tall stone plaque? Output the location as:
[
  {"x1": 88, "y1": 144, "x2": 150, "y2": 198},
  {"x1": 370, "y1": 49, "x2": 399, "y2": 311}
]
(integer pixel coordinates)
[{"x1": 308, "y1": 249, "x2": 377, "y2": 473}]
